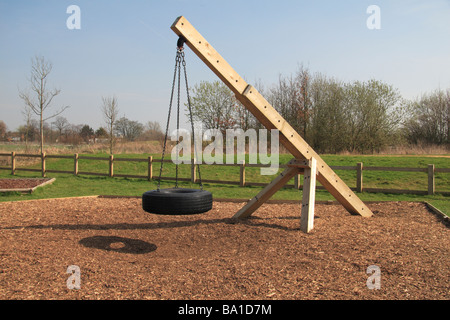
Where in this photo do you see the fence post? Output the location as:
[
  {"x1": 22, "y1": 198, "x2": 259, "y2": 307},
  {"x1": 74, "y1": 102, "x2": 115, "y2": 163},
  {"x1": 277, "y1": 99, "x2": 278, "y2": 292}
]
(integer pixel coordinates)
[
  {"x1": 191, "y1": 159, "x2": 196, "y2": 183},
  {"x1": 428, "y1": 164, "x2": 435, "y2": 195},
  {"x1": 294, "y1": 174, "x2": 301, "y2": 190},
  {"x1": 148, "y1": 156, "x2": 153, "y2": 181},
  {"x1": 41, "y1": 152, "x2": 46, "y2": 177},
  {"x1": 109, "y1": 155, "x2": 114, "y2": 177},
  {"x1": 357, "y1": 162, "x2": 363, "y2": 193},
  {"x1": 240, "y1": 160, "x2": 246, "y2": 187},
  {"x1": 74, "y1": 153, "x2": 79, "y2": 176},
  {"x1": 11, "y1": 152, "x2": 16, "y2": 176}
]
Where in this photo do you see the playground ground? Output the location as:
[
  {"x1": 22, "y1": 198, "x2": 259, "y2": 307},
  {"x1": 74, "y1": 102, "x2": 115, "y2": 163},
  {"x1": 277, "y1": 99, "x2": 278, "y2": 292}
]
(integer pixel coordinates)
[{"x1": 0, "y1": 195, "x2": 448, "y2": 300}]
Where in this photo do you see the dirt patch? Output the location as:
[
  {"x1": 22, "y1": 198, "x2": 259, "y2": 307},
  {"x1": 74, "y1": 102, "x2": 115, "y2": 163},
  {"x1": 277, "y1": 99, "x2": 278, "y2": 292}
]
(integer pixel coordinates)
[
  {"x1": 0, "y1": 197, "x2": 448, "y2": 300},
  {"x1": 0, "y1": 178, "x2": 52, "y2": 190}
]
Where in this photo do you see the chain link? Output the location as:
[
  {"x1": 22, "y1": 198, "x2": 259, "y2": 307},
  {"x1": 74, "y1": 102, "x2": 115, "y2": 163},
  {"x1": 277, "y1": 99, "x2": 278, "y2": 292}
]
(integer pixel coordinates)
[
  {"x1": 157, "y1": 49, "x2": 181, "y2": 191},
  {"x1": 175, "y1": 50, "x2": 182, "y2": 188},
  {"x1": 181, "y1": 51, "x2": 204, "y2": 190},
  {"x1": 157, "y1": 45, "x2": 204, "y2": 190}
]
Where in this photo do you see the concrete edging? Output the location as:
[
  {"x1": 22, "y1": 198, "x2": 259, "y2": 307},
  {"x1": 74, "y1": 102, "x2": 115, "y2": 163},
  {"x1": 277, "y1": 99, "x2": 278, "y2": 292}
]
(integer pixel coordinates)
[{"x1": 425, "y1": 201, "x2": 450, "y2": 226}]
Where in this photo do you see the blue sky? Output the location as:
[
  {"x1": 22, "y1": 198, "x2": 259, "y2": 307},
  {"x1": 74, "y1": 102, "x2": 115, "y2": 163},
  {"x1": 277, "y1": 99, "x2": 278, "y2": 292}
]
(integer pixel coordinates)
[{"x1": 1, "y1": 0, "x2": 450, "y2": 131}]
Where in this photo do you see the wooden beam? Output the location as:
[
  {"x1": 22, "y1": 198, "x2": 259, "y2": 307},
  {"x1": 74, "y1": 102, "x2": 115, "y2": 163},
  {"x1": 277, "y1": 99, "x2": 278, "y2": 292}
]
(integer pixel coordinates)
[
  {"x1": 240, "y1": 160, "x2": 246, "y2": 187},
  {"x1": 287, "y1": 159, "x2": 313, "y2": 169},
  {"x1": 41, "y1": 152, "x2": 46, "y2": 178},
  {"x1": 171, "y1": 16, "x2": 373, "y2": 218},
  {"x1": 233, "y1": 163, "x2": 301, "y2": 219},
  {"x1": 148, "y1": 156, "x2": 153, "y2": 181},
  {"x1": 357, "y1": 162, "x2": 363, "y2": 193},
  {"x1": 239, "y1": 86, "x2": 372, "y2": 218},
  {"x1": 74, "y1": 153, "x2": 79, "y2": 176},
  {"x1": 11, "y1": 152, "x2": 15, "y2": 175},
  {"x1": 171, "y1": 16, "x2": 248, "y2": 96}
]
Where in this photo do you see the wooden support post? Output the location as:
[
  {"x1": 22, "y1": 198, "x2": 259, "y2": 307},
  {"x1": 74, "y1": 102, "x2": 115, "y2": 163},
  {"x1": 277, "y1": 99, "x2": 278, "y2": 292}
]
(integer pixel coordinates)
[
  {"x1": 148, "y1": 156, "x2": 153, "y2": 181},
  {"x1": 11, "y1": 152, "x2": 16, "y2": 176},
  {"x1": 41, "y1": 152, "x2": 46, "y2": 177},
  {"x1": 171, "y1": 16, "x2": 373, "y2": 219},
  {"x1": 74, "y1": 153, "x2": 79, "y2": 176},
  {"x1": 428, "y1": 164, "x2": 435, "y2": 195},
  {"x1": 294, "y1": 174, "x2": 301, "y2": 190},
  {"x1": 240, "y1": 160, "x2": 246, "y2": 187},
  {"x1": 109, "y1": 155, "x2": 114, "y2": 177},
  {"x1": 357, "y1": 162, "x2": 363, "y2": 193},
  {"x1": 300, "y1": 158, "x2": 317, "y2": 233}
]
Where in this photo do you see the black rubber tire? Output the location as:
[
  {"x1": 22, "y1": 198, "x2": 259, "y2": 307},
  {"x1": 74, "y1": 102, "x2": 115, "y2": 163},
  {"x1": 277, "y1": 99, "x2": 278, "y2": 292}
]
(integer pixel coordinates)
[{"x1": 142, "y1": 188, "x2": 213, "y2": 215}]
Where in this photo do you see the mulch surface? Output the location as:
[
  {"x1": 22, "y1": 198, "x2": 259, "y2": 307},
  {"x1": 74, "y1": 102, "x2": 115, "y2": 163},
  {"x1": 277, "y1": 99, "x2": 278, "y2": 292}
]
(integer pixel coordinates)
[
  {"x1": 0, "y1": 194, "x2": 448, "y2": 300},
  {"x1": 0, "y1": 178, "x2": 51, "y2": 190}
]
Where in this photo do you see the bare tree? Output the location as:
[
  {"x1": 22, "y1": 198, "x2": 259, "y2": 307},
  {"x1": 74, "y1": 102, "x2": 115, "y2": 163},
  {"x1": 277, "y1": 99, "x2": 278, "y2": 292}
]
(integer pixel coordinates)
[
  {"x1": 143, "y1": 121, "x2": 164, "y2": 140},
  {"x1": 53, "y1": 116, "x2": 69, "y2": 141},
  {"x1": 267, "y1": 65, "x2": 312, "y2": 141},
  {"x1": 101, "y1": 96, "x2": 119, "y2": 154},
  {"x1": 189, "y1": 81, "x2": 238, "y2": 135},
  {"x1": 295, "y1": 65, "x2": 312, "y2": 140},
  {"x1": 268, "y1": 75, "x2": 295, "y2": 128},
  {"x1": 114, "y1": 117, "x2": 144, "y2": 142},
  {"x1": 21, "y1": 106, "x2": 34, "y2": 152},
  {"x1": 18, "y1": 55, "x2": 69, "y2": 154},
  {"x1": 404, "y1": 88, "x2": 450, "y2": 146},
  {"x1": 146, "y1": 121, "x2": 162, "y2": 133}
]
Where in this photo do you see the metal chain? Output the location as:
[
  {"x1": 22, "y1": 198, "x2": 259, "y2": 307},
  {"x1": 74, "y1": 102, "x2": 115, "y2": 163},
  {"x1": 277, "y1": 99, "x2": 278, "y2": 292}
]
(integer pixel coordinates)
[
  {"x1": 157, "y1": 43, "x2": 204, "y2": 190},
  {"x1": 175, "y1": 50, "x2": 182, "y2": 188},
  {"x1": 181, "y1": 51, "x2": 204, "y2": 189},
  {"x1": 157, "y1": 50, "x2": 181, "y2": 191}
]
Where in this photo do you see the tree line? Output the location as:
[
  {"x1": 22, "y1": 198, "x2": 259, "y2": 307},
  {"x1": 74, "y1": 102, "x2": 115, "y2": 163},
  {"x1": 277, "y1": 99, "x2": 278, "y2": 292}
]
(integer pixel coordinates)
[
  {"x1": 188, "y1": 65, "x2": 449, "y2": 154},
  {"x1": 2, "y1": 56, "x2": 448, "y2": 155},
  {"x1": 1, "y1": 116, "x2": 163, "y2": 147}
]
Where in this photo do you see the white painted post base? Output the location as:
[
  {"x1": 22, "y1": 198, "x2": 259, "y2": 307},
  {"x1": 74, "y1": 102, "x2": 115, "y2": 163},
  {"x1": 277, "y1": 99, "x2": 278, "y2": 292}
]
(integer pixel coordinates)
[{"x1": 300, "y1": 157, "x2": 317, "y2": 233}]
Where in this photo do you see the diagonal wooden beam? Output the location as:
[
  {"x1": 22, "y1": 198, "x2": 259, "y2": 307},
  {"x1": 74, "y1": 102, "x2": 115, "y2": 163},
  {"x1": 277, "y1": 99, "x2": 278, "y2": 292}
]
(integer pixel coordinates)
[
  {"x1": 233, "y1": 163, "x2": 302, "y2": 219},
  {"x1": 171, "y1": 16, "x2": 373, "y2": 218},
  {"x1": 238, "y1": 86, "x2": 372, "y2": 217},
  {"x1": 171, "y1": 16, "x2": 248, "y2": 97}
]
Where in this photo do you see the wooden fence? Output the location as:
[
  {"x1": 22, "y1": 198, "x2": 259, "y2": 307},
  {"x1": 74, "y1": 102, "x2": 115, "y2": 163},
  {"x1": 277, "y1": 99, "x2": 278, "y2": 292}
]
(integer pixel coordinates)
[{"x1": 0, "y1": 152, "x2": 449, "y2": 196}]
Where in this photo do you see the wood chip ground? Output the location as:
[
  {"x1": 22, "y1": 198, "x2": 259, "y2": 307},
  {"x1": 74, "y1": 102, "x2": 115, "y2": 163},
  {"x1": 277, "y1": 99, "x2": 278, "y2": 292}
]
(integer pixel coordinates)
[{"x1": 0, "y1": 194, "x2": 448, "y2": 300}]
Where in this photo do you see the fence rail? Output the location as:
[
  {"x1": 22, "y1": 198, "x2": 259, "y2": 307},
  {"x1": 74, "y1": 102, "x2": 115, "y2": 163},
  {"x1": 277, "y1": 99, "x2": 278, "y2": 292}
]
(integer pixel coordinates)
[{"x1": 0, "y1": 152, "x2": 449, "y2": 196}]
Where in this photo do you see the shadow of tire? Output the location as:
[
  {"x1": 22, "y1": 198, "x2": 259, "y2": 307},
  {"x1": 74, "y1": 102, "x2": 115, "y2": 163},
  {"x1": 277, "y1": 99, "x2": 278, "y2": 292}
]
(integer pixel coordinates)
[{"x1": 79, "y1": 236, "x2": 157, "y2": 254}]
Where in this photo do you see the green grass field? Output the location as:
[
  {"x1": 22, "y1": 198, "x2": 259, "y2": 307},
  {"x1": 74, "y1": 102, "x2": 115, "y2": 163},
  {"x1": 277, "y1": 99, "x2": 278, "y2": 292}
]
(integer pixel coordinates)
[{"x1": 0, "y1": 152, "x2": 449, "y2": 216}]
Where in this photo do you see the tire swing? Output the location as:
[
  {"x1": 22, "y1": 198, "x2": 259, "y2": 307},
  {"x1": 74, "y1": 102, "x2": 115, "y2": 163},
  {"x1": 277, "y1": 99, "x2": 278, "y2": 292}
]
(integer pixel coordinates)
[{"x1": 142, "y1": 37, "x2": 212, "y2": 215}]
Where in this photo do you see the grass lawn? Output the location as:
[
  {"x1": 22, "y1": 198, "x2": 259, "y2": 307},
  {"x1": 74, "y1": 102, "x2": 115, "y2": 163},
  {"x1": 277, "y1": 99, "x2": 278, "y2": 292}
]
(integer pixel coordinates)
[{"x1": 0, "y1": 153, "x2": 449, "y2": 216}]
